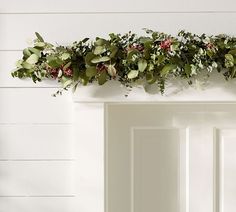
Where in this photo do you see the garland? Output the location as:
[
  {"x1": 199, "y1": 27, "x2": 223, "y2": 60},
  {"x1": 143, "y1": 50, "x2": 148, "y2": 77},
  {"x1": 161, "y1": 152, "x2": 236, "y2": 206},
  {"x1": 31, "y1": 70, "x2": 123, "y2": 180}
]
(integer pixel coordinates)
[{"x1": 11, "y1": 29, "x2": 236, "y2": 96}]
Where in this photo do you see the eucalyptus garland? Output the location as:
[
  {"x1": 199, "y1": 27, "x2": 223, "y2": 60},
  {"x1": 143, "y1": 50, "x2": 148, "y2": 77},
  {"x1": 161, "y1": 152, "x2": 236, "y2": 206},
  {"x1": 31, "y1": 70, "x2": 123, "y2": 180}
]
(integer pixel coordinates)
[{"x1": 11, "y1": 29, "x2": 236, "y2": 96}]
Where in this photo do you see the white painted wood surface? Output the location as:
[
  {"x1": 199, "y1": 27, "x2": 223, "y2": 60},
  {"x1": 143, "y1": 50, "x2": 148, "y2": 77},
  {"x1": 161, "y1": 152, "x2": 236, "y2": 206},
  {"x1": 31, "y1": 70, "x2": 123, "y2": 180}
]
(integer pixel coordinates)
[
  {"x1": 1, "y1": 0, "x2": 236, "y2": 211},
  {"x1": 1, "y1": 0, "x2": 235, "y2": 13},
  {"x1": 1, "y1": 13, "x2": 236, "y2": 50},
  {"x1": 106, "y1": 103, "x2": 236, "y2": 212}
]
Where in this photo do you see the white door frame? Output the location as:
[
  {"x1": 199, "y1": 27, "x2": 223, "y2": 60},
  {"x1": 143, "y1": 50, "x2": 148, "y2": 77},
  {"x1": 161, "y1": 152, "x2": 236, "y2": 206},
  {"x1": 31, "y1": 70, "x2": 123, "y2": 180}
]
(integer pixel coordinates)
[{"x1": 73, "y1": 81, "x2": 236, "y2": 212}]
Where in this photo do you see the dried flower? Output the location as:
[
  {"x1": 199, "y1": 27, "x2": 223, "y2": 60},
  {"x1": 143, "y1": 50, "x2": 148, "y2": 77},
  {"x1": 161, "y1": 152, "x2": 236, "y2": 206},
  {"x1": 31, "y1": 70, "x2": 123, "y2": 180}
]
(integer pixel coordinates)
[{"x1": 160, "y1": 39, "x2": 172, "y2": 50}]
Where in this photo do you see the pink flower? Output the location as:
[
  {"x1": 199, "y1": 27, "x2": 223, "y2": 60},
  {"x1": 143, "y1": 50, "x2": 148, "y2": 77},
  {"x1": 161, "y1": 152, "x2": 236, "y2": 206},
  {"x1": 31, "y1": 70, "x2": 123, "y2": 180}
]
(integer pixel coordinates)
[
  {"x1": 206, "y1": 43, "x2": 214, "y2": 50},
  {"x1": 96, "y1": 63, "x2": 107, "y2": 72},
  {"x1": 160, "y1": 39, "x2": 172, "y2": 50},
  {"x1": 126, "y1": 44, "x2": 144, "y2": 52},
  {"x1": 48, "y1": 68, "x2": 59, "y2": 79},
  {"x1": 63, "y1": 68, "x2": 73, "y2": 77}
]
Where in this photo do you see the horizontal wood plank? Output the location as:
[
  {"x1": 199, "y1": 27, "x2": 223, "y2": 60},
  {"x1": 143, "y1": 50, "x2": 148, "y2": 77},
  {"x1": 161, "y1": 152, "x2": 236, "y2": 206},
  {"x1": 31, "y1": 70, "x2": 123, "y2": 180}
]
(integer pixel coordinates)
[
  {"x1": 0, "y1": 13, "x2": 236, "y2": 50},
  {"x1": 1, "y1": 0, "x2": 235, "y2": 13},
  {"x1": 0, "y1": 197, "x2": 78, "y2": 212},
  {"x1": 0, "y1": 124, "x2": 73, "y2": 159},
  {"x1": 0, "y1": 88, "x2": 73, "y2": 123},
  {"x1": 0, "y1": 161, "x2": 75, "y2": 195}
]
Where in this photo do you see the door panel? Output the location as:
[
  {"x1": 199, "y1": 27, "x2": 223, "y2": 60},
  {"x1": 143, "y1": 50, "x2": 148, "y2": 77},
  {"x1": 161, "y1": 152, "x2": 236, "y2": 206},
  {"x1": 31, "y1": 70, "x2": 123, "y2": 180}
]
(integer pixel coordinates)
[
  {"x1": 106, "y1": 103, "x2": 236, "y2": 212},
  {"x1": 132, "y1": 128, "x2": 187, "y2": 212}
]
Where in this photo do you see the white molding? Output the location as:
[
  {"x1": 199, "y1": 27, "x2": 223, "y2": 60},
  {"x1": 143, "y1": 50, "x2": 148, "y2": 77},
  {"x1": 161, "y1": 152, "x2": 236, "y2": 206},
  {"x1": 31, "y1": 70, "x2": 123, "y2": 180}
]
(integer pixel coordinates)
[
  {"x1": 73, "y1": 74, "x2": 236, "y2": 103},
  {"x1": 73, "y1": 103, "x2": 105, "y2": 212}
]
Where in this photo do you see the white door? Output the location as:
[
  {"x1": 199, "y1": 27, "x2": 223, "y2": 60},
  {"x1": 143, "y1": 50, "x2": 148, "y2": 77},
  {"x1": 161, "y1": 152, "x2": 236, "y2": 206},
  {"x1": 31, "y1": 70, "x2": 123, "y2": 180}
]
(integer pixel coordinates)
[{"x1": 106, "y1": 103, "x2": 236, "y2": 212}]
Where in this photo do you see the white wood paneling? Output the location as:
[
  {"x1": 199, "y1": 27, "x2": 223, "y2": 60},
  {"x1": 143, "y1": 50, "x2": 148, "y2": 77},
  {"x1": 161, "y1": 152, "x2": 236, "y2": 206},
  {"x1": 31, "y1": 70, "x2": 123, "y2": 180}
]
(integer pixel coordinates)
[
  {"x1": 215, "y1": 129, "x2": 236, "y2": 212},
  {"x1": 73, "y1": 103, "x2": 104, "y2": 212},
  {"x1": 0, "y1": 51, "x2": 58, "y2": 87},
  {"x1": 1, "y1": 0, "x2": 236, "y2": 210},
  {"x1": 0, "y1": 197, "x2": 77, "y2": 212},
  {"x1": 0, "y1": 124, "x2": 73, "y2": 159},
  {"x1": 0, "y1": 88, "x2": 73, "y2": 123},
  {"x1": 0, "y1": 161, "x2": 75, "y2": 195},
  {"x1": 1, "y1": 13, "x2": 236, "y2": 50},
  {"x1": 0, "y1": 0, "x2": 235, "y2": 13},
  {"x1": 132, "y1": 128, "x2": 188, "y2": 212}
]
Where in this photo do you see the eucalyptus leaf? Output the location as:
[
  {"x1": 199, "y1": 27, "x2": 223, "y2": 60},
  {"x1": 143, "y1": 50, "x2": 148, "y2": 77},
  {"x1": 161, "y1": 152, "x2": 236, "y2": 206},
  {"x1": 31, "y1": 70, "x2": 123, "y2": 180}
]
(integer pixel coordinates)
[
  {"x1": 109, "y1": 45, "x2": 118, "y2": 58},
  {"x1": 86, "y1": 66, "x2": 97, "y2": 77},
  {"x1": 95, "y1": 38, "x2": 108, "y2": 46},
  {"x1": 228, "y1": 49, "x2": 236, "y2": 56},
  {"x1": 47, "y1": 56, "x2": 63, "y2": 68},
  {"x1": 107, "y1": 64, "x2": 117, "y2": 77},
  {"x1": 146, "y1": 72, "x2": 156, "y2": 84},
  {"x1": 91, "y1": 56, "x2": 110, "y2": 64},
  {"x1": 63, "y1": 62, "x2": 71, "y2": 70},
  {"x1": 23, "y1": 48, "x2": 32, "y2": 58},
  {"x1": 85, "y1": 52, "x2": 96, "y2": 66},
  {"x1": 61, "y1": 76, "x2": 73, "y2": 88},
  {"x1": 22, "y1": 62, "x2": 33, "y2": 69},
  {"x1": 128, "y1": 70, "x2": 139, "y2": 79},
  {"x1": 138, "y1": 59, "x2": 147, "y2": 72},
  {"x1": 98, "y1": 71, "x2": 107, "y2": 85},
  {"x1": 26, "y1": 54, "x2": 39, "y2": 64},
  {"x1": 15, "y1": 60, "x2": 23, "y2": 68},
  {"x1": 94, "y1": 46, "x2": 106, "y2": 55},
  {"x1": 225, "y1": 54, "x2": 234, "y2": 62},
  {"x1": 184, "y1": 64, "x2": 191, "y2": 77},
  {"x1": 60, "y1": 53, "x2": 71, "y2": 60},
  {"x1": 35, "y1": 42, "x2": 45, "y2": 47},
  {"x1": 28, "y1": 47, "x2": 41, "y2": 57},
  {"x1": 160, "y1": 64, "x2": 177, "y2": 77},
  {"x1": 35, "y1": 32, "x2": 44, "y2": 42}
]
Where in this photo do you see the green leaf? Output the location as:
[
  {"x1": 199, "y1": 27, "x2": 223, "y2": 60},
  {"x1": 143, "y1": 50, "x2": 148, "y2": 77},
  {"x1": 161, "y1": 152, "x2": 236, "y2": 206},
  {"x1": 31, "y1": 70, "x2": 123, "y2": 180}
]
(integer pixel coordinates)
[
  {"x1": 72, "y1": 65, "x2": 80, "y2": 82},
  {"x1": 35, "y1": 32, "x2": 44, "y2": 42},
  {"x1": 127, "y1": 50, "x2": 139, "y2": 61},
  {"x1": 160, "y1": 64, "x2": 177, "y2": 77},
  {"x1": 157, "y1": 55, "x2": 165, "y2": 64},
  {"x1": 23, "y1": 48, "x2": 32, "y2": 58},
  {"x1": 98, "y1": 71, "x2": 107, "y2": 85},
  {"x1": 228, "y1": 49, "x2": 236, "y2": 56},
  {"x1": 47, "y1": 56, "x2": 63, "y2": 68},
  {"x1": 34, "y1": 42, "x2": 45, "y2": 47},
  {"x1": 28, "y1": 47, "x2": 41, "y2": 57},
  {"x1": 95, "y1": 38, "x2": 108, "y2": 46},
  {"x1": 138, "y1": 59, "x2": 147, "y2": 72},
  {"x1": 86, "y1": 66, "x2": 97, "y2": 77},
  {"x1": 15, "y1": 60, "x2": 23, "y2": 68},
  {"x1": 63, "y1": 62, "x2": 71, "y2": 70},
  {"x1": 61, "y1": 76, "x2": 73, "y2": 88},
  {"x1": 225, "y1": 54, "x2": 234, "y2": 62},
  {"x1": 85, "y1": 52, "x2": 96, "y2": 66},
  {"x1": 127, "y1": 70, "x2": 139, "y2": 79},
  {"x1": 109, "y1": 45, "x2": 118, "y2": 58},
  {"x1": 225, "y1": 54, "x2": 234, "y2": 68},
  {"x1": 107, "y1": 64, "x2": 117, "y2": 77},
  {"x1": 146, "y1": 72, "x2": 156, "y2": 84},
  {"x1": 91, "y1": 56, "x2": 110, "y2": 64},
  {"x1": 60, "y1": 53, "x2": 71, "y2": 60},
  {"x1": 94, "y1": 46, "x2": 106, "y2": 55},
  {"x1": 184, "y1": 64, "x2": 191, "y2": 77},
  {"x1": 26, "y1": 54, "x2": 39, "y2": 64},
  {"x1": 22, "y1": 62, "x2": 33, "y2": 69}
]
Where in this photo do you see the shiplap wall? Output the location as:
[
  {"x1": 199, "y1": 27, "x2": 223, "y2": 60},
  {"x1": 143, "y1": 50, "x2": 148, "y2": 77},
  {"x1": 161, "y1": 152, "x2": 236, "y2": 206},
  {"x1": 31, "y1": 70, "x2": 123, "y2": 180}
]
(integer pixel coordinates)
[{"x1": 1, "y1": 0, "x2": 236, "y2": 211}]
